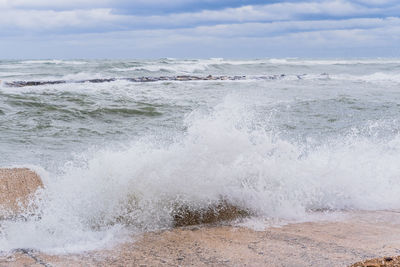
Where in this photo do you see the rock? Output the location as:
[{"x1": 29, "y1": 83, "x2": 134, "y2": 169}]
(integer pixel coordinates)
[
  {"x1": 172, "y1": 200, "x2": 250, "y2": 227},
  {"x1": 4, "y1": 74, "x2": 296, "y2": 87},
  {"x1": 0, "y1": 168, "x2": 43, "y2": 219},
  {"x1": 350, "y1": 256, "x2": 400, "y2": 267},
  {"x1": 3, "y1": 210, "x2": 400, "y2": 266},
  {"x1": 85, "y1": 78, "x2": 115, "y2": 83},
  {"x1": 5, "y1": 80, "x2": 66, "y2": 87}
]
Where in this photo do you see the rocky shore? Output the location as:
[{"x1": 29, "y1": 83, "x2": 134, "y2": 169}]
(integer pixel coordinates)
[
  {"x1": 1, "y1": 168, "x2": 400, "y2": 266},
  {"x1": 1, "y1": 210, "x2": 400, "y2": 266}
]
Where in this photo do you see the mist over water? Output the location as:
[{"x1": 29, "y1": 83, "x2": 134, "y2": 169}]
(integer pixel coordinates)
[{"x1": 1, "y1": 58, "x2": 400, "y2": 253}]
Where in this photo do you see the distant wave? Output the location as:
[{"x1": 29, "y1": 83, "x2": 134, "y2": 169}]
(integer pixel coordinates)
[
  {"x1": 333, "y1": 72, "x2": 400, "y2": 83},
  {"x1": 266, "y1": 58, "x2": 400, "y2": 65},
  {"x1": 4, "y1": 72, "x2": 400, "y2": 88},
  {"x1": 20, "y1": 60, "x2": 88, "y2": 65}
]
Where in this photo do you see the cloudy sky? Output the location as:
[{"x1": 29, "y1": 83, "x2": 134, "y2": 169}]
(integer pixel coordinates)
[{"x1": 0, "y1": 0, "x2": 399, "y2": 59}]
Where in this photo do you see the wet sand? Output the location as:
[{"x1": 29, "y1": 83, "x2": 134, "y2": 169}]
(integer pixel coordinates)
[{"x1": 2, "y1": 210, "x2": 400, "y2": 266}]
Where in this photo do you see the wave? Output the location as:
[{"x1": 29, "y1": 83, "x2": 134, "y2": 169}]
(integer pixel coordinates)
[
  {"x1": 3, "y1": 72, "x2": 400, "y2": 91},
  {"x1": 112, "y1": 63, "x2": 209, "y2": 73},
  {"x1": 165, "y1": 58, "x2": 400, "y2": 66},
  {"x1": 333, "y1": 72, "x2": 400, "y2": 84},
  {"x1": 84, "y1": 107, "x2": 162, "y2": 117},
  {"x1": 266, "y1": 58, "x2": 400, "y2": 65},
  {"x1": 0, "y1": 72, "x2": 38, "y2": 77},
  {"x1": 61, "y1": 72, "x2": 105, "y2": 81},
  {"x1": 20, "y1": 60, "x2": 88, "y2": 65},
  {"x1": 4, "y1": 96, "x2": 162, "y2": 119},
  {"x1": 111, "y1": 58, "x2": 267, "y2": 73},
  {"x1": 1, "y1": 96, "x2": 400, "y2": 253}
]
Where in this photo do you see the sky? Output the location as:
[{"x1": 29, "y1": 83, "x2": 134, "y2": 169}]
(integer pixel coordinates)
[{"x1": 0, "y1": 0, "x2": 399, "y2": 59}]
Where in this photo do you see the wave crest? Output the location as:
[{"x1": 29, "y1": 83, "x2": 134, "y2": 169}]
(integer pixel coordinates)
[{"x1": 2, "y1": 96, "x2": 400, "y2": 253}]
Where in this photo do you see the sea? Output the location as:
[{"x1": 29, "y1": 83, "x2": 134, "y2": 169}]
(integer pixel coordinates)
[{"x1": 1, "y1": 58, "x2": 400, "y2": 253}]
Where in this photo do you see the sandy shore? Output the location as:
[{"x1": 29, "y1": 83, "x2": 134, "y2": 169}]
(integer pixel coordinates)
[{"x1": 1, "y1": 210, "x2": 400, "y2": 266}]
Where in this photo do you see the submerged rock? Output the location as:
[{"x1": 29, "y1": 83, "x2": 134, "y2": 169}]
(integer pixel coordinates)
[{"x1": 0, "y1": 168, "x2": 43, "y2": 219}]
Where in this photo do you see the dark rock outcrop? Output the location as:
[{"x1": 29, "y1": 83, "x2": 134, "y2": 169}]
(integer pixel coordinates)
[{"x1": 3, "y1": 74, "x2": 294, "y2": 87}]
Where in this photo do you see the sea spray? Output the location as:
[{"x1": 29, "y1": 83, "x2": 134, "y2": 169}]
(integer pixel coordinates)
[
  {"x1": 2, "y1": 58, "x2": 400, "y2": 254},
  {"x1": 2, "y1": 96, "x2": 400, "y2": 253}
]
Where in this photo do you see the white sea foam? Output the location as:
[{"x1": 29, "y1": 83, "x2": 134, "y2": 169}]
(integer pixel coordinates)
[
  {"x1": 112, "y1": 59, "x2": 267, "y2": 73},
  {"x1": 61, "y1": 72, "x2": 105, "y2": 81},
  {"x1": 111, "y1": 58, "x2": 400, "y2": 74},
  {"x1": 331, "y1": 72, "x2": 400, "y2": 84},
  {"x1": 267, "y1": 58, "x2": 400, "y2": 65},
  {"x1": 113, "y1": 63, "x2": 209, "y2": 73},
  {"x1": 21, "y1": 60, "x2": 87, "y2": 65},
  {"x1": 2, "y1": 96, "x2": 400, "y2": 253},
  {"x1": 0, "y1": 72, "x2": 37, "y2": 77}
]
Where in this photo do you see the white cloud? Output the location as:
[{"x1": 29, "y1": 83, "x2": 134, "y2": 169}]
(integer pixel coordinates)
[
  {"x1": 9, "y1": 16, "x2": 397, "y2": 50},
  {"x1": 4, "y1": 18, "x2": 399, "y2": 58},
  {"x1": 147, "y1": 1, "x2": 369, "y2": 26},
  {"x1": 189, "y1": 17, "x2": 400, "y2": 37},
  {"x1": 354, "y1": 0, "x2": 397, "y2": 5},
  {"x1": 0, "y1": 0, "x2": 113, "y2": 9},
  {"x1": 0, "y1": 8, "x2": 121, "y2": 29},
  {"x1": 0, "y1": 0, "x2": 399, "y2": 58},
  {"x1": 0, "y1": 0, "x2": 216, "y2": 10},
  {"x1": 1, "y1": 0, "x2": 398, "y2": 32}
]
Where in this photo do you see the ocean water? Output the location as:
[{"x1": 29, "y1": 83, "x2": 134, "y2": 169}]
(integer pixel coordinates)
[{"x1": 1, "y1": 58, "x2": 400, "y2": 253}]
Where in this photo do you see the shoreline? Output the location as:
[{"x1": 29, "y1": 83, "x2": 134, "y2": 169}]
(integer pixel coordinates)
[
  {"x1": 2, "y1": 168, "x2": 400, "y2": 266},
  {"x1": 2, "y1": 210, "x2": 400, "y2": 266}
]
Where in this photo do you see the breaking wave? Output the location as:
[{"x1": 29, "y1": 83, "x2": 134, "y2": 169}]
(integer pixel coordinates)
[{"x1": 1, "y1": 96, "x2": 400, "y2": 253}]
